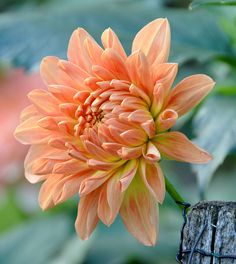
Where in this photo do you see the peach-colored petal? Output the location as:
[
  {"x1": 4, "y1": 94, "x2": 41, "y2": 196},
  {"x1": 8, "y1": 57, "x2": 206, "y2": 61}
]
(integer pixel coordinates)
[
  {"x1": 132, "y1": 18, "x2": 170, "y2": 65},
  {"x1": 101, "y1": 28, "x2": 127, "y2": 60},
  {"x1": 98, "y1": 173, "x2": 123, "y2": 226},
  {"x1": 139, "y1": 159, "x2": 165, "y2": 203},
  {"x1": 24, "y1": 144, "x2": 68, "y2": 183},
  {"x1": 152, "y1": 63, "x2": 178, "y2": 94},
  {"x1": 119, "y1": 159, "x2": 139, "y2": 191},
  {"x1": 165, "y1": 74, "x2": 215, "y2": 116},
  {"x1": 156, "y1": 109, "x2": 178, "y2": 132},
  {"x1": 79, "y1": 170, "x2": 112, "y2": 196},
  {"x1": 75, "y1": 190, "x2": 100, "y2": 240},
  {"x1": 101, "y1": 49, "x2": 129, "y2": 80},
  {"x1": 126, "y1": 50, "x2": 152, "y2": 94},
  {"x1": 67, "y1": 28, "x2": 103, "y2": 73},
  {"x1": 14, "y1": 116, "x2": 52, "y2": 145},
  {"x1": 153, "y1": 131, "x2": 212, "y2": 164},
  {"x1": 150, "y1": 83, "x2": 165, "y2": 117},
  {"x1": 120, "y1": 175, "x2": 158, "y2": 246},
  {"x1": 28, "y1": 89, "x2": 59, "y2": 116},
  {"x1": 142, "y1": 141, "x2": 161, "y2": 162}
]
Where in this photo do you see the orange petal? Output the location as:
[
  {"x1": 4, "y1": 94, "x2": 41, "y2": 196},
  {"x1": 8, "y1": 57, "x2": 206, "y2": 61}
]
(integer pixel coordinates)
[
  {"x1": 28, "y1": 89, "x2": 59, "y2": 116},
  {"x1": 156, "y1": 109, "x2": 178, "y2": 132},
  {"x1": 152, "y1": 63, "x2": 178, "y2": 94},
  {"x1": 101, "y1": 28, "x2": 127, "y2": 60},
  {"x1": 14, "y1": 116, "x2": 52, "y2": 145},
  {"x1": 150, "y1": 83, "x2": 165, "y2": 117},
  {"x1": 20, "y1": 105, "x2": 38, "y2": 122},
  {"x1": 75, "y1": 190, "x2": 100, "y2": 240},
  {"x1": 79, "y1": 170, "x2": 111, "y2": 196},
  {"x1": 132, "y1": 18, "x2": 170, "y2": 65},
  {"x1": 24, "y1": 144, "x2": 67, "y2": 183},
  {"x1": 142, "y1": 141, "x2": 161, "y2": 162},
  {"x1": 98, "y1": 173, "x2": 124, "y2": 226},
  {"x1": 120, "y1": 175, "x2": 158, "y2": 246},
  {"x1": 139, "y1": 159, "x2": 165, "y2": 203},
  {"x1": 101, "y1": 49, "x2": 129, "y2": 80},
  {"x1": 67, "y1": 28, "x2": 102, "y2": 73},
  {"x1": 153, "y1": 131, "x2": 212, "y2": 164},
  {"x1": 119, "y1": 159, "x2": 139, "y2": 192},
  {"x1": 126, "y1": 50, "x2": 152, "y2": 94},
  {"x1": 165, "y1": 74, "x2": 215, "y2": 117}
]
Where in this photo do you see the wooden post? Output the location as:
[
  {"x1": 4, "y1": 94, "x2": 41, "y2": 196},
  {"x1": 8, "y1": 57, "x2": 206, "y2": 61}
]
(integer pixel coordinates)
[{"x1": 180, "y1": 201, "x2": 236, "y2": 264}]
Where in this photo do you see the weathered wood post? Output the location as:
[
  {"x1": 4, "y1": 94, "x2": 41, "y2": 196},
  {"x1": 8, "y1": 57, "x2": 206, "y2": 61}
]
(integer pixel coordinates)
[{"x1": 178, "y1": 201, "x2": 236, "y2": 264}]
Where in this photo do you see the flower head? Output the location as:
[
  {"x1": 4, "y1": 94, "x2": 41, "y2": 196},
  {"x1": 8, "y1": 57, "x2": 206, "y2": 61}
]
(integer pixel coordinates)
[{"x1": 14, "y1": 18, "x2": 215, "y2": 246}]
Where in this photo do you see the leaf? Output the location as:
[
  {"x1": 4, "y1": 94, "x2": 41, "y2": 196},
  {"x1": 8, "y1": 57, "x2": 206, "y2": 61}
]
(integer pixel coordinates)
[
  {"x1": 192, "y1": 96, "x2": 236, "y2": 193},
  {"x1": 49, "y1": 235, "x2": 94, "y2": 264},
  {"x1": 190, "y1": 0, "x2": 236, "y2": 9},
  {"x1": 0, "y1": 213, "x2": 91, "y2": 264},
  {"x1": 0, "y1": 0, "x2": 232, "y2": 69}
]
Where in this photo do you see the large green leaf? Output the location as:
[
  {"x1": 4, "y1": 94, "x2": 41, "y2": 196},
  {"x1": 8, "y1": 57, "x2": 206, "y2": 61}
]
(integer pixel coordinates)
[
  {"x1": 0, "y1": 0, "x2": 232, "y2": 69},
  {"x1": 192, "y1": 96, "x2": 236, "y2": 193},
  {"x1": 0, "y1": 213, "x2": 92, "y2": 264},
  {"x1": 190, "y1": 0, "x2": 236, "y2": 9}
]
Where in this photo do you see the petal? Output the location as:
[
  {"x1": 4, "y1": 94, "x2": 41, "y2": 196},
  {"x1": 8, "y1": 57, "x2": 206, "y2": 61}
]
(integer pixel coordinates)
[
  {"x1": 132, "y1": 18, "x2": 170, "y2": 65},
  {"x1": 40, "y1": 56, "x2": 89, "y2": 90},
  {"x1": 152, "y1": 63, "x2": 178, "y2": 94},
  {"x1": 75, "y1": 190, "x2": 99, "y2": 240},
  {"x1": 165, "y1": 74, "x2": 215, "y2": 116},
  {"x1": 156, "y1": 109, "x2": 178, "y2": 132},
  {"x1": 14, "y1": 116, "x2": 52, "y2": 145},
  {"x1": 79, "y1": 170, "x2": 111, "y2": 196},
  {"x1": 119, "y1": 159, "x2": 139, "y2": 191},
  {"x1": 153, "y1": 132, "x2": 212, "y2": 164},
  {"x1": 98, "y1": 172, "x2": 124, "y2": 226},
  {"x1": 28, "y1": 89, "x2": 59, "y2": 116},
  {"x1": 142, "y1": 141, "x2": 161, "y2": 162},
  {"x1": 24, "y1": 144, "x2": 68, "y2": 183},
  {"x1": 120, "y1": 174, "x2": 158, "y2": 246},
  {"x1": 67, "y1": 28, "x2": 103, "y2": 73},
  {"x1": 101, "y1": 28, "x2": 127, "y2": 60},
  {"x1": 126, "y1": 51, "x2": 152, "y2": 95},
  {"x1": 101, "y1": 49, "x2": 129, "y2": 80},
  {"x1": 139, "y1": 159, "x2": 165, "y2": 203}
]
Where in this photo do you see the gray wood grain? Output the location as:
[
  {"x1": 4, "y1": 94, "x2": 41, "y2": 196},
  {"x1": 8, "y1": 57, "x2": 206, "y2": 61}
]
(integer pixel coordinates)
[{"x1": 181, "y1": 201, "x2": 236, "y2": 264}]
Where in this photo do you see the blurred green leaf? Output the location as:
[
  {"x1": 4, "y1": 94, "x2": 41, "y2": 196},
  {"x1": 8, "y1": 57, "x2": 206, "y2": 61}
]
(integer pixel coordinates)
[
  {"x1": 190, "y1": 0, "x2": 236, "y2": 9},
  {"x1": 0, "y1": 213, "x2": 91, "y2": 264},
  {"x1": 49, "y1": 235, "x2": 94, "y2": 264},
  {"x1": 192, "y1": 96, "x2": 236, "y2": 194},
  {"x1": 0, "y1": 0, "x2": 232, "y2": 69}
]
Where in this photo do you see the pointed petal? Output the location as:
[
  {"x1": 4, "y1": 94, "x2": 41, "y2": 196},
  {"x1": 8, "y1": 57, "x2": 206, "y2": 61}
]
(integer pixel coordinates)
[
  {"x1": 153, "y1": 132, "x2": 212, "y2": 164},
  {"x1": 101, "y1": 28, "x2": 127, "y2": 60},
  {"x1": 139, "y1": 159, "x2": 165, "y2": 203},
  {"x1": 98, "y1": 173, "x2": 123, "y2": 226},
  {"x1": 75, "y1": 190, "x2": 99, "y2": 240},
  {"x1": 14, "y1": 116, "x2": 52, "y2": 145},
  {"x1": 126, "y1": 51, "x2": 152, "y2": 94},
  {"x1": 132, "y1": 18, "x2": 170, "y2": 65},
  {"x1": 120, "y1": 175, "x2": 158, "y2": 246},
  {"x1": 166, "y1": 74, "x2": 215, "y2": 116},
  {"x1": 67, "y1": 28, "x2": 103, "y2": 73}
]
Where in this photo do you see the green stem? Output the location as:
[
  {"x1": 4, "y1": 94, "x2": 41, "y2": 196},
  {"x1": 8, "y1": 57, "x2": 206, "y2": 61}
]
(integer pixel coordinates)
[{"x1": 164, "y1": 175, "x2": 187, "y2": 211}]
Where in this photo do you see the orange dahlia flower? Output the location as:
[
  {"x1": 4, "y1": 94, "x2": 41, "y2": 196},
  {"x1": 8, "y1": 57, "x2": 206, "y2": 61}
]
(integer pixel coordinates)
[{"x1": 14, "y1": 18, "x2": 215, "y2": 246}]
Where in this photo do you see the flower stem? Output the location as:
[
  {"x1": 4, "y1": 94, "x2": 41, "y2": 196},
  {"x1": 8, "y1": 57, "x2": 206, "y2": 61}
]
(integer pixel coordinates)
[{"x1": 164, "y1": 175, "x2": 188, "y2": 211}]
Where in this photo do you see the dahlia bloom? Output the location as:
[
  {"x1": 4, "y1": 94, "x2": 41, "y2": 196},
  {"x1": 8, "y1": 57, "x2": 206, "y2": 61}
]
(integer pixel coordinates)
[
  {"x1": 14, "y1": 18, "x2": 215, "y2": 246},
  {"x1": 0, "y1": 68, "x2": 44, "y2": 186}
]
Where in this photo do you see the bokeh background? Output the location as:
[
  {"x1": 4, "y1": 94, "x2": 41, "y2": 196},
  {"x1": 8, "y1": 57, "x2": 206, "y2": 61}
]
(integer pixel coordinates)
[{"x1": 0, "y1": 0, "x2": 236, "y2": 263}]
